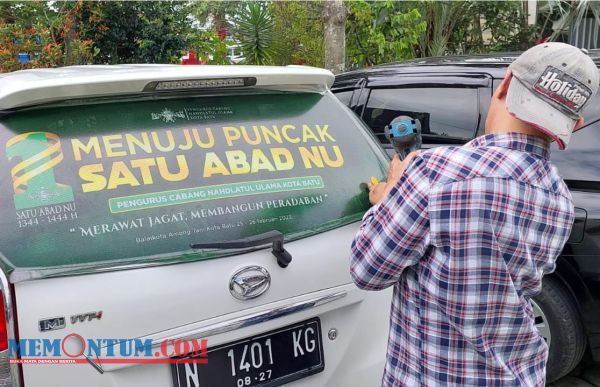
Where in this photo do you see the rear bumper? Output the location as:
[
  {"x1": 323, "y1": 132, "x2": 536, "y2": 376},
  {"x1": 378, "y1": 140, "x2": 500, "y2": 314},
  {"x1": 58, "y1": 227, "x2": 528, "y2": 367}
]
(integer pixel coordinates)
[{"x1": 18, "y1": 284, "x2": 392, "y2": 387}]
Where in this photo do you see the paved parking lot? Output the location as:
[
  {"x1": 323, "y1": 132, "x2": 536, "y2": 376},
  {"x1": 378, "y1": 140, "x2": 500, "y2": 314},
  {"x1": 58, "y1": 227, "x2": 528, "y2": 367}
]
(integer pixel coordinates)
[{"x1": 548, "y1": 362, "x2": 600, "y2": 386}]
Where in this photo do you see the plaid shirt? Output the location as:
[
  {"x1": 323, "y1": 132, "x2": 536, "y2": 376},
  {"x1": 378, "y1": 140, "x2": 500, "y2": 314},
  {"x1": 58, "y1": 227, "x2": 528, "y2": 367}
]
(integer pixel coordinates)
[{"x1": 351, "y1": 133, "x2": 574, "y2": 386}]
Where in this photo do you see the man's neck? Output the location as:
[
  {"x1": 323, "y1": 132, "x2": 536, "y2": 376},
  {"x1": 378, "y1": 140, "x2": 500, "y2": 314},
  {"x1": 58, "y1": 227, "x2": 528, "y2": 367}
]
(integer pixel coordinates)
[{"x1": 485, "y1": 118, "x2": 551, "y2": 141}]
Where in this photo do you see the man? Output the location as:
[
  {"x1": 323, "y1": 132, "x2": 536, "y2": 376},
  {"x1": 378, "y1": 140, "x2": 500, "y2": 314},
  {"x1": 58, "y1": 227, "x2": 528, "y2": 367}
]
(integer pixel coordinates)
[{"x1": 350, "y1": 43, "x2": 599, "y2": 386}]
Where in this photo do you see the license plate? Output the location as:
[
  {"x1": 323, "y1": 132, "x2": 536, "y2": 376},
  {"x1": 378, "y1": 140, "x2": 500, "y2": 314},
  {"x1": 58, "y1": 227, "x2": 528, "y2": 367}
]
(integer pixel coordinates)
[{"x1": 171, "y1": 318, "x2": 325, "y2": 387}]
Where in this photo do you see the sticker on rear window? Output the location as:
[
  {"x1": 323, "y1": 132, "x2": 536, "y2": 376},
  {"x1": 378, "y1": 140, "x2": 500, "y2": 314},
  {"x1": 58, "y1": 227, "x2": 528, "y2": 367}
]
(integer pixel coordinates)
[{"x1": 0, "y1": 93, "x2": 386, "y2": 271}]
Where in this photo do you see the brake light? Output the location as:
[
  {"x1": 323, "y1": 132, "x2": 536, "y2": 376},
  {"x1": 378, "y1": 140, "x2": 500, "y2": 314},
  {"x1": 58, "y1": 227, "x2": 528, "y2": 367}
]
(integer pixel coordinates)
[
  {"x1": 0, "y1": 282, "x2": 19, "y2": 387},
  {"x1": 145, "y1": 77, "x2": 256, "y2": 92},
  {"x1": 0, "y1": 291, "x2": 7, "y2": 351}
]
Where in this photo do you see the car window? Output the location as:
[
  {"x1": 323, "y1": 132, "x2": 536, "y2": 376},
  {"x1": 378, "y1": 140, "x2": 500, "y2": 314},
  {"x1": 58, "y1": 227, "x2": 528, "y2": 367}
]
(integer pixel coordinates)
[
  {"x1": 551, "y1": 117, "x2": 600, "y2": 182},
  {"x1": 581, "y1": 92, "x2": 600, "y2": 124},
  {"x1": 363, "y1": 87, "x2": 479, "y2": 144},
  {"x1": 0, "y1": 92, "x2": 387, "y2": 270},
  {"x1": 333, "y1": 90, "x2": 353, "y2": 106}
]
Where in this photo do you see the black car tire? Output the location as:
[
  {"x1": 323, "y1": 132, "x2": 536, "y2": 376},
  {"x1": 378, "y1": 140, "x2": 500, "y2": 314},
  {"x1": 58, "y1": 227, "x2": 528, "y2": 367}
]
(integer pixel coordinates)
[{"x1": 533, "y1": 275, "x2": 586, "y2": 383}]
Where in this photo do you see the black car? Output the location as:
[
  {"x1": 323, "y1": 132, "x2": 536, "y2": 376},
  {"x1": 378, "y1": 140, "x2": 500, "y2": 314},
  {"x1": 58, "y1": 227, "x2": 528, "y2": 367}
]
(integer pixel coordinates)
[{"x1": 332, "y1": 52, "x2": 600, "y2": 383}]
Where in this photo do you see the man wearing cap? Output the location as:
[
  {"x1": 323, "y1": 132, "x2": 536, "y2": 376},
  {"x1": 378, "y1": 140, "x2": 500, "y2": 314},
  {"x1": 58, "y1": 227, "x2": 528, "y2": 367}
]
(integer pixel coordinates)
[{"x1": 350, "y1": 43, "x2": 599, "y2": 386}]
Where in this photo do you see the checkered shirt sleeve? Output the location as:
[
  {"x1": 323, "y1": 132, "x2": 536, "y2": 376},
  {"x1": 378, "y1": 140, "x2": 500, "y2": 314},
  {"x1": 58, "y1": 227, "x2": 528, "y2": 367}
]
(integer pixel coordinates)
[{"x1": 350, "y1": 156, "x2": 430, "y2": 290}]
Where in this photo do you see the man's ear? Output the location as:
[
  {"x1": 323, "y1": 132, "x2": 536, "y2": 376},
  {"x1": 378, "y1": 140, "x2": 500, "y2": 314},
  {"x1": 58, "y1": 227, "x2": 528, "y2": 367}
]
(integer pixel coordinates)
[
  {"x1": 494, "y1": 69, "x2": 513, "y2": 100},
  {"x1": 573, "y1": 116, "x2": 585, "y2": 132}
]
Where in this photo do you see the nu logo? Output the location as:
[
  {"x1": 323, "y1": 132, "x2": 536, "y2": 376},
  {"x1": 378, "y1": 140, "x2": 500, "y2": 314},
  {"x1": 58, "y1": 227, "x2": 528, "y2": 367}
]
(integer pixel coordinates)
[{"x1": 6, "y1": 132, "x2": 74, "y2": 210}]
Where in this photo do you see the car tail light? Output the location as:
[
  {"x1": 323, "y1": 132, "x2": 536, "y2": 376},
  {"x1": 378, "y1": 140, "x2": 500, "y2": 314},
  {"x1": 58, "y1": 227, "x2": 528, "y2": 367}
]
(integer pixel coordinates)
[
  {"x1": 144, "y1": 77, "x2": 257, "y2": 92},
  {"x1": 0, "y1": 290, "x2": 11, "y2": 387},
  {"x1": 0, "y1": 293, "x2": 7, "y2": 351},
  {"x1": 0, "y1": 276, "x2": 21, "y2": 387}
]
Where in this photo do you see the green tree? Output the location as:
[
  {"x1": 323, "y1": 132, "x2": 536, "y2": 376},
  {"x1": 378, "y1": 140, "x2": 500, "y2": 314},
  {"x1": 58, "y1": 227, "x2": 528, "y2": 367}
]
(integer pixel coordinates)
[
  {"x1": 0, "y1": 1, "x2": 93, "y2": 72},
  {"x1": 77, "y1": 1, "x2": 192, "y2": 64},
  {"x1": 271, "y1": 1, "x2": 324, "y2": 67},
  {"x1": 542, "y1": 0, "x2": 600, "y2": 42},
  {"x1": 346, "y1": 1, "x2": 426, "y2": 68},
  {"x1": 414, "y1": 0, "x2": 472, "y2": 57},
  {"x1": 231, "y1": 2, "x2": 275, "y2": 65},
  {"x1": 187, "y1": 30, "x2": 229, "y2": 64},
  {"x1": 413, "y1": 0, "x2": 537, "y2": 57},
  {"x1": 190, "y1": 1, "x2": 241, "y2": 36},
  {"x1": 474, "y1": 1, "x2": 537, "y2": 52}
]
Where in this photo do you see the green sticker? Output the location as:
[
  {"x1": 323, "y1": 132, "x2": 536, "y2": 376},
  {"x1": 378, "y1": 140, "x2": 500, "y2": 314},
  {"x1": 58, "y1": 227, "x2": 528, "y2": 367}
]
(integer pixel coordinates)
[
  {"x1": 109, "y1": 176, "x2": 324, "y2": 213},
  {"x1": 5, "y1": 132, "x2": 74, "y2": 210}
]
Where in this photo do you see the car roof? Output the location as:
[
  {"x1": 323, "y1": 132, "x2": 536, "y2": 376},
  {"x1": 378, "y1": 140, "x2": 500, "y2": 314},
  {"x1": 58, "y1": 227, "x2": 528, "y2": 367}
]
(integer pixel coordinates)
[
  {"x1": 333, "y1": 50, "x2": 600, "y2": 90},
  {"x1": 0, "y1": 64, "x2": 334, "y2": 110}
]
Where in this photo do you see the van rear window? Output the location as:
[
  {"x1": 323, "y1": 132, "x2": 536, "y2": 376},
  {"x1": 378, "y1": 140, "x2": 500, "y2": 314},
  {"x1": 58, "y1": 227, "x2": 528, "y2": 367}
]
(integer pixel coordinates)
[{"x1": 0, "y1": 92, "x2": 387, "y2": 274}]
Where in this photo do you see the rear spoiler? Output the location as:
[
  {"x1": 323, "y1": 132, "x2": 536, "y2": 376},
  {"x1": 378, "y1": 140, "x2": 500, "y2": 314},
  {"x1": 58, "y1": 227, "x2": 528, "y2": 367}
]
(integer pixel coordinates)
[{"x1": 0, "y1": 64, "x2": 334, "y2": 110}]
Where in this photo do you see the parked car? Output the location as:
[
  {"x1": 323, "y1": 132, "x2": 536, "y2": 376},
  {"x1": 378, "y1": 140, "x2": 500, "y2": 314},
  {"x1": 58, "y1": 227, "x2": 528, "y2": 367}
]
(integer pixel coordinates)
[
  {"x1": 0, "y1": 65, "x2": 391, "y2": 387},
  {"x1": 332, "y1": 52, "x2": 600, "y2": 383}
]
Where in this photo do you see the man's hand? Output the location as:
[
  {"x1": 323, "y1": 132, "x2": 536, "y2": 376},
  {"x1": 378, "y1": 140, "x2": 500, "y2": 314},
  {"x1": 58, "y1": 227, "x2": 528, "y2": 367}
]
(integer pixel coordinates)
[
  {"x1": 367, "y1": 180, "x2": 388, "y2": 205},
  {"x1": 388, "y1": 152, "x2": 420, "y2": 182},
  {"x1": 368, "y1": 151, "x2": 420, "y2": 205}
]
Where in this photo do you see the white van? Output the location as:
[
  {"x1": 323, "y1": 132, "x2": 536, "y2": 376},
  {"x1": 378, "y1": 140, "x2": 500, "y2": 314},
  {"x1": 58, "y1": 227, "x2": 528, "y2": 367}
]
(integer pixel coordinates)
[{"x1": 0, "y1": 65, "x2": 392, "y2": 387}]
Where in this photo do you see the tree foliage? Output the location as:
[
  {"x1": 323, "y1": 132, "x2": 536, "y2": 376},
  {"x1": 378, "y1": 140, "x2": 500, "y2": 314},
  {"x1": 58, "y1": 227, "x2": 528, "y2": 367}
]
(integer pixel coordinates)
[
  {"x1": 187, "y1": 30, "x2": 229, "y2": 64},
  {"x1": 77, "y1": 1, "x2": 192, "y2": 64},
  {"x1": 542, "y1": 0, "x2": 600, "y2": 42},
  {"x1": 474, "y1": 1, "x2": 537, "y2": 52},
  {"x1": 190, "y1": 1, "x2": 241, "y2": 31},
  {"x1": 0, "y1": 0, "x2": 550, "y2": 73},
  {"x1": 271, "y1": 1, "x2": 324, "y2": 67},
  {"x1": 344, "y1": 0, "x2": 537, "y2": 68},
  {"x1": 413, "y1": 1, "x2": 537, "y2": 57},
  {"x1": 0, "y1": 1, "x2": 93, "y2": 72},
  {"x1": 346, "y1": 0, "x2": 426, "y2": 68},
  {"x1": 415, "y1": 1, "x2": 472, "y2": 57},
  {"x1": 231, "y1": 2, "x2": 275, "y2": 65}
]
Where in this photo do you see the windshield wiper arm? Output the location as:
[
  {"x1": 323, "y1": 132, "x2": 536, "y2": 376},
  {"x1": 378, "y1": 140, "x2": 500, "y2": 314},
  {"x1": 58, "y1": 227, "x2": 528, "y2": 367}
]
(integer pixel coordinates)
[{"x1": 190, "y1": 230, "x2": 292, "y2": 268}]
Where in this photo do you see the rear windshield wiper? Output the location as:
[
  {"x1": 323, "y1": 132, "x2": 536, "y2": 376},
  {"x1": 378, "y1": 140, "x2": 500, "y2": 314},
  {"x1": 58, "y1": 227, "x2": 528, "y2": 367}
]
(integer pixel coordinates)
[{"x1": 190, "y1": 230, "x2": 292, "y2": 268}]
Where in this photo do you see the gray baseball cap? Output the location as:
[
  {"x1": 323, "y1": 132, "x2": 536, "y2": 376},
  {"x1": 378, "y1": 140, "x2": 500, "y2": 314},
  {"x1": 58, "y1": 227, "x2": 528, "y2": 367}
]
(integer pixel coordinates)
[{"x1": 507, "y1": 42, "x2": 599, "y2": 149}]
